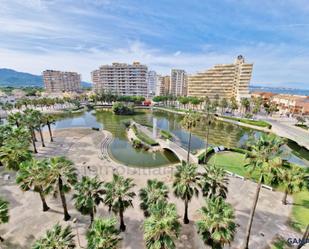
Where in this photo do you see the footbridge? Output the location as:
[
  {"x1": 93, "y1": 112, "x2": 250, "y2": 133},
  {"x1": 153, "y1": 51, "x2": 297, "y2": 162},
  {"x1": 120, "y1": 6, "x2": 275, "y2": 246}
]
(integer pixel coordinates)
[{"x1": 133, "y1": 122, "x2": 198, "y2": 164}]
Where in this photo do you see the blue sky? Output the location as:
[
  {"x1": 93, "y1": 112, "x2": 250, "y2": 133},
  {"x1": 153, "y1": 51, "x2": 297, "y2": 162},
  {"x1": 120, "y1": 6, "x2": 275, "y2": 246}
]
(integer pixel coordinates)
[{"x1": 0, "y1": 0, "x2": 309, "y2": 89}]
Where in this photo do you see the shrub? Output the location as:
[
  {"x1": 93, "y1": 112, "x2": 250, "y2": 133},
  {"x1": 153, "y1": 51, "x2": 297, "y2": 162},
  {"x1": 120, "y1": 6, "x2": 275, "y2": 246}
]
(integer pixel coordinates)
[{"x1": 112, "y1": 102, "x2": 135, "y2": 115}]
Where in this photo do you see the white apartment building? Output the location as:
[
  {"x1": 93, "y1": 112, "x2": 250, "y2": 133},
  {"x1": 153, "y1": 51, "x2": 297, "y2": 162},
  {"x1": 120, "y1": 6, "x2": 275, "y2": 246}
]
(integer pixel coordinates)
[
  {"x1": 147, "y1": 70, "x2": 158, "y2": 97},
  {"x1": 92, "y1": 62, "x2": 148, "y2": 96},
  {"x1": 170, "y1": 69, "x2": 187, "y2": 96}
]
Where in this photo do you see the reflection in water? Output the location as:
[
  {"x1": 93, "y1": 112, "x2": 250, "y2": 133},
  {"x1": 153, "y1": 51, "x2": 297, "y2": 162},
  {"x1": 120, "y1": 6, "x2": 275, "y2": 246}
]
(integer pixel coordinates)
[{"x1": 52, "y1": 110, "x2": 309, "y2": 167}]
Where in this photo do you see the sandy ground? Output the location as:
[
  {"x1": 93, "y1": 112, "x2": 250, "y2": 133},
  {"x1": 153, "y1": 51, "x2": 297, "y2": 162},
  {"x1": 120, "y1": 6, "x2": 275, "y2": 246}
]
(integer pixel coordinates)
[{"x1": 0, "y1": 128, "x2": 303, "y2": 249}]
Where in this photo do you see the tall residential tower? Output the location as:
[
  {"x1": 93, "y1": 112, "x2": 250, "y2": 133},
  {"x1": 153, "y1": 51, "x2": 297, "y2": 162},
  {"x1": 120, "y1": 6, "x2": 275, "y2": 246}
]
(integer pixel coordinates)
[
  {"x1": 188, "y1": 55, "x2": 253, "y2": 101},
  {"x1": 170, "y1": 69, "x2": 187, "y2": 96}
]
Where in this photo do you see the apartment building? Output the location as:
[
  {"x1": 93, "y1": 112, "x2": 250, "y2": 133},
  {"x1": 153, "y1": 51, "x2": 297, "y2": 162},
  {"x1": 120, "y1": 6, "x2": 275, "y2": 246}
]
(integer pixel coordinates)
[
  {"x1": 156, "y1": 75, "x2": 170, "y2": 96},
  {"x1": 91, "y1": 62, "x2": 148, "y2": 96},
  {"x1": 147, "y1": 70, "x2": 158, "y2": 97},
  {"x1": 43, "y1": 70, "x2": 81, "y2": 93},
  {"x1": 271, "y1": 94, "x2": 309, "y2": 115},
  {"x1": 188, "y1": 55, "x2": 253, "y2": 101},
  {"x1": 170, "y1": 69, "x2": 187, "y2": 96}
]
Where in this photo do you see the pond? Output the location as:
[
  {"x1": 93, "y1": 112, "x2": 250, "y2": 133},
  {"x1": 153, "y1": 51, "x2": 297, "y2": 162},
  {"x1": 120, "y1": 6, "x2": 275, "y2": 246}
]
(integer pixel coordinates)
[{"x1": 52, "y1": 109, "x2": 309, "y2": 168}]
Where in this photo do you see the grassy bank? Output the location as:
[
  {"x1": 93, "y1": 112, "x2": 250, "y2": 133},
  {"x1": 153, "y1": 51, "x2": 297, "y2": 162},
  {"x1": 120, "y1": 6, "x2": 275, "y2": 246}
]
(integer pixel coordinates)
[
  {"x1": 160, "y1": 129, "x2": 173, "y2": 140},
  {"x1": 221, "y1": 115, "x2": 272, "y2": 129},
  {"x1": 131, "y1": 124, "x2": 159, "y2": 146},
  {"x1": 208, "y1": 151, "x2": 309, "y2": 233}
]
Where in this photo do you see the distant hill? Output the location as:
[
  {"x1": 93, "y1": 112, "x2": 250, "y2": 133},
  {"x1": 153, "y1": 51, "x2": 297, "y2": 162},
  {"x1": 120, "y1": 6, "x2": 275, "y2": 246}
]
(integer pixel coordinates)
[{"x1": 0, "y1": 68, "x2": 92, "y2": 88}]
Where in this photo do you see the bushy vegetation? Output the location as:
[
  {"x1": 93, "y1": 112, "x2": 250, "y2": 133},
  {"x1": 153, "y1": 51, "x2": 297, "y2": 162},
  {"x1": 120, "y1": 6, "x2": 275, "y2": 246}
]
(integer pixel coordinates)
[
  {"x1": 112, "y1": 102, "x2": 135, "y2": 115},
  {"x1": 160, "y1": 129, "x2": 173, "y2": 140},
  {"x1": 131, "y1": 124, "x2": 158, "y2": 146}
]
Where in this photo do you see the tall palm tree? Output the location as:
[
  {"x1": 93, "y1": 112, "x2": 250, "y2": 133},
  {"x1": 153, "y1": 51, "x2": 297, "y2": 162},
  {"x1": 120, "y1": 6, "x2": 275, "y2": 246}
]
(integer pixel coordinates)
[
  {"x1": 22, "y1": 109, "x2": 39, "y2": 153},
  {"x1": 242, "y1": 134, "x2": 284, "y2": 249},
  {"x1": 43, "y1": 114, "x2": 56, "y2": 142},
  {"x1": 86, "y1": 217, "x2": 121, "y2": 249},
  {"x1": 32, "y1": 223, "x2": 75, "y2": 249},
  {"x1": 44, "y1": 157, "x2": 77, "y2": 221},
  {"x1": 73, "y1": 176, "x2": 105, "y2": 224},
  {"x1": 16, "y1": 158, "x2": 51, "y2": 212},
  {"x1": 104, "y1": 173, "x2": 136, "y2": 231},
  {"x1": 181, "y1": 112, "x2": 200, "y2": 163},
  {"x1": 199, "y1": 163, "x2": 228, "y2": 199},
  {"x1": 139, "y1": 179, "x2": 169, "y2": 217},
  {"x1": 276, "y1": 163, "x2": 308, "y2": 205},
  {"x1": 173, "y1": 161, "x2": 199, "y2": 224},
  {"x1": 0, "y1": 197, "x2": 9, "y2": 242},
  {"x1": 196, "y1": 197, "x2": 236, "y2": 249},
  {"x1": 143, "y1": 200, "x2": 180, "y2": 249},
  {"x1": 202, "y1": 103, "x2": 216, "y2": 163}
]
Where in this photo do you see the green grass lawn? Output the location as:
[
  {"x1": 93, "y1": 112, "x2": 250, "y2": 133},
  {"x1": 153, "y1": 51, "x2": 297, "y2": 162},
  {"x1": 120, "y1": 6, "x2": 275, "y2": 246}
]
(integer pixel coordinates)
[
  {"x1": 221, "y1": 115, "x2": 272, "y2": 129},
  {"x1": 208, "y1": 151, "x2": 309, "y2": 233}
]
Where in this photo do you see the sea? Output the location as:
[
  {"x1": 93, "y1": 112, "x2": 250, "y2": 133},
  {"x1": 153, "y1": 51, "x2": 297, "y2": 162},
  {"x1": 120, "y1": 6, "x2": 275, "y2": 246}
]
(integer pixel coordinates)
[{"x1": 250, "y1": 86, "x2": 309, "y2": 96}]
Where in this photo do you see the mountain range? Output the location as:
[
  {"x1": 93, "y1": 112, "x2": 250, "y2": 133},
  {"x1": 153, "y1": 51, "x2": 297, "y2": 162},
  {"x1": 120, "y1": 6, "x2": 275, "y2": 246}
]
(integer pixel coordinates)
[{"x1": 0, "y1": 68, "x2": 92, "y2": 88}]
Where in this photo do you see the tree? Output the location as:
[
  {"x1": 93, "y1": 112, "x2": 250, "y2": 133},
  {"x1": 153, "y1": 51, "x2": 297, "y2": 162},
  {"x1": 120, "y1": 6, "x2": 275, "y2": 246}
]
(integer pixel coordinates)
[
  {"x1": 230, "y1": 97, "x2": 238, "y2": 114},
  {"x1": 139, "y1": 179, "x2": 169, "y2": 217},
  {"x1": 242, "y1": 134, "x2": 284, "y2": 249},
  {"x1": 0, "y1": 197, "x2": 9, "y2": 242},
  {"x1": 7, "y1": 112, "x2": 23, "y2": 127},
  {"x1": 199, "y1": 163, "x2": 228, "y2": 199},
  {"x1": 143, "y1": 200, "x2": 180, "y2": 249},
  {"x1": 43, "y1": 114, "x2": 56, "y2": 142},
  {"x1": 44, "y1": 157, "x2": 77, "y2": 221},
  {"x1": 196, "y1": 197, "x2": 236, "y2": 249},
  {"x1": 275, "y1": 163, "x2": 308, "y2": 205},
  {"x1": 173, "y1": 161, "x2": 199, "y2": 224},
  {"x1": 86, "y1": 217, "x2": 121, "y2": 249},
  {"x1": 73, "y1": 176, "x2": 105, "y2": 224},
  {"x1": 104, "y1": 174, "x2": 136, "y2": 231},
  {"x1": 16, "y1": 158, "x2": 51, "y2": 212},
  {"x1": 202, "y1": 104, "x2": 216, "y2": 163},
  {"x1": 32, "y1": 224, "x2": 75, "y2": 249},
  {"x1": 241, "y1": 98, "x2": 250, "y2": 114},
  {"x1": 181, "y1": 112, "x2": 200, "y2": 163},
  {"x1": 219, "y1": 98, "x2": 228, "y2": 114}
]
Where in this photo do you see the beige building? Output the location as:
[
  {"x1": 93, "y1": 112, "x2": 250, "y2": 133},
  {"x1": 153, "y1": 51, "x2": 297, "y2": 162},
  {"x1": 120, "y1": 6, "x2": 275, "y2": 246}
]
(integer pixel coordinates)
[
  {"x1": 188, "y1": 55, "x2": 253, "y2": 101},
  {"x1": 170, "y1": 69, "x2": 187, "y2": 96},
  {"x1": 43, "y1": 70, "x2": 81, "y2": 93},
  {"x1": 156, "y1": 75, "x2": 170, "y2": 96},
  {"x1": 92, "y1": 62, "x2": 148, "y2": 96}
]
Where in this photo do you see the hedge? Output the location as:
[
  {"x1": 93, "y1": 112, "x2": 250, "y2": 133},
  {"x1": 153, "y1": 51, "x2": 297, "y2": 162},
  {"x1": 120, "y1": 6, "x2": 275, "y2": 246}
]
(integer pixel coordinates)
[{"x1": 221, "y1": 115, "x2": 272, "y2": 129}]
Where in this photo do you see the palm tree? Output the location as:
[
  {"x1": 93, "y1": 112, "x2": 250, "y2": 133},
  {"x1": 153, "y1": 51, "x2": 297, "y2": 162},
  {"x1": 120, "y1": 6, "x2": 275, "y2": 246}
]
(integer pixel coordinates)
[
  {"x1": 104, "y1": 173, "x2": 136, "y2": 231},
  {"x1": 202, "y1": 103, "x2": 216, "y2": 163},
  {"x1": 241, "y1": 98, "x2": 250, "y2": 114},
  {"x1": 86, "y1": 217, "x2": 121, "y2": 249},
  {"x1": 7, "y1": 112, "x2": 23, "y2": 127},
  {"x1": 16, "y1": 158, "x2": 51, "y2": 212},
  {"x1": 44, "y1": 157, "x2": 77, "y2": 221},
  {"x1": 276, "y1": 163, "x2": 308, "y2": 205},
  {"x1": 181, "y1": 112, "x2": 200, "y2": 163},
  {"x1": 196, "y1": 197, "x2": 236, "y2": 249},
  {"x1": 0, "y1": 197, "x2": 9, "y2": 242},
  {"x1": 73, "y1": 176, "x2": 104, "y2": 224},
  {"x1": 173, "y1": 161, "x2": 199, "y2": 224},
  {"x1": 22, "y1": 109, "x2": 39, "y2": 153},
  {"x1": 43, "y1": 114, "x2": 56, "y2": 142},
  {"x1": 139, "y1": 179, "x2": 169, "y2": 217},
  {"x1": 0, "y1": 141, "x2": 32, "y2": 171},
  {"x1": 32, "y1": 224, "x2": 75, "y2": 249},
  {"x1": 242, "y1": 134, "x2": 284, "y2": 249},
  {"x1": 143, "y1": 200, "x2": 180, "y2": 249},
  {"x1": 199, "y1": 163, "x2": 228, "y2": 199}
]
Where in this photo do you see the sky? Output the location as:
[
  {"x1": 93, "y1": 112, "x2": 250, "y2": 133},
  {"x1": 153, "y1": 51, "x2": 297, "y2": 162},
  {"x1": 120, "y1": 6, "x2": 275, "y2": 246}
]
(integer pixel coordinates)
[{"x1": 0, "y1": 0, "x2": 309, "y2": 89}]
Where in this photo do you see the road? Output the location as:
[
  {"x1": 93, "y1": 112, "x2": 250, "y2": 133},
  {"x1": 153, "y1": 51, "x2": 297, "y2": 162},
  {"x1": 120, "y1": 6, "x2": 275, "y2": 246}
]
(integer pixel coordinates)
[{"x1": 264, "y1": 117, "x2": 309, "y2": 149}]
